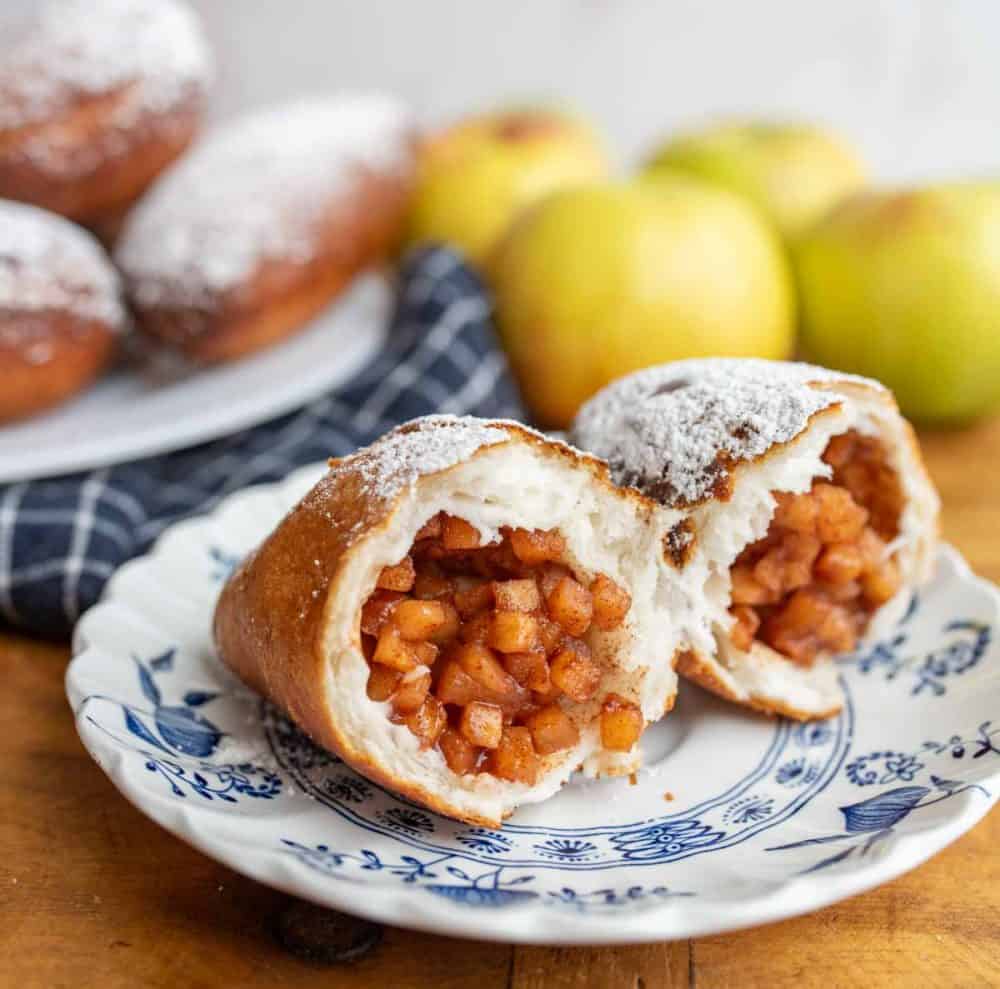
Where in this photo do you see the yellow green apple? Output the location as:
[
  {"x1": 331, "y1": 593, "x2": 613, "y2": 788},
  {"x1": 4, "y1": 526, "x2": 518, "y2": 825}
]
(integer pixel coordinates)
[
  {"x1": 406, "y1": 108, "x2": 609, "y2": 266},
  {"x1": 490, "y1": 174, "x2": 796, "y2": 427},
  {"x1": 795, "y1": 182, "x2": 1000, "y2": 423},
  {"x1": 644, "y1": 121, "x2": 866, "y2": 240}
]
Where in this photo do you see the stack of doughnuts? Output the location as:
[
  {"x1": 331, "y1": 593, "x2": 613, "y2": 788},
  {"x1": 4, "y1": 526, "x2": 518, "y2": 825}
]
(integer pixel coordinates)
[
  {"x1": 0, "y1": 0, "x2": 213, "y2": 243},
  {"x1": 0, "y1": 0, "x2": 418, "y2": 423},
  {"x1": 0, "y1": 200, "x2": 125, "y2": 423}
]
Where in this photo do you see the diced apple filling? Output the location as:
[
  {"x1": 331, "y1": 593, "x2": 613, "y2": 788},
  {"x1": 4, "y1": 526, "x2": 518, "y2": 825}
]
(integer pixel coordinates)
[
  {"x1": 360, "y1": 515, "x2": 640, "y2": 779},
  {"x1": 728, "y1": 430, "x2": 904, "y2": 666}
]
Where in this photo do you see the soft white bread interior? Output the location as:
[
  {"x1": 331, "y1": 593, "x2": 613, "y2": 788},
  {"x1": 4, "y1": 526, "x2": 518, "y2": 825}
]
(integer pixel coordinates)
[{"x1": 573, "y1": 359, "x2": 940, "y2": 721}]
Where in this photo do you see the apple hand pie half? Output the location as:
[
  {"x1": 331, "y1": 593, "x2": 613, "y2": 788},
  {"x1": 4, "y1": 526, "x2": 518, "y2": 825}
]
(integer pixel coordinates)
[
  {"x1": 214, "y1": 416, "x2": 697, "y2": 826},
  {"x1": 573, "y1": 358, "x2": 940, "y2": 721}
]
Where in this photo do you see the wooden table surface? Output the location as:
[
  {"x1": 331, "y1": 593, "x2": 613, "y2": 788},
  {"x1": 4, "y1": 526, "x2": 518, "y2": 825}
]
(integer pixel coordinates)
[{"x1": 4, "y1": 419, "x2": 1000, "y2": 988}]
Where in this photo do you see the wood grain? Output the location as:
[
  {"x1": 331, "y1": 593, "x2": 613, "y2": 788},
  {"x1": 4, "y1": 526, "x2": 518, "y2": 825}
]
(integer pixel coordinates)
[
  {"x1": 512, "y1": 943, "x2": 690, "y2": 988},
  {"x1": 2, "y1": 419, "x2": 1000, "y2": 988}
]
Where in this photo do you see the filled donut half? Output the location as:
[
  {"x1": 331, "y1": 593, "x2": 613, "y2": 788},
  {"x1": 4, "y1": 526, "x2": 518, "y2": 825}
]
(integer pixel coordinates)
[
  {"x1": 214, "y1": 417, "x2": 693, "y2": 826},
  {"x1": 572, "y1": 358, "x2": 940, "y2": 720}
]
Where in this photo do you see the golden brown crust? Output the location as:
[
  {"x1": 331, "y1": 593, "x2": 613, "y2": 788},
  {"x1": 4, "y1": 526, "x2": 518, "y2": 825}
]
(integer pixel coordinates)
[
  {"x1": 0, "y1": 313, "x2": 117, "y2": 423},
  {"x1": 214, "y1": 419, "x2": 655, "y2": 825},
  {"x1": 128, "y1": 163, "x2": 415, "y2": 364},
  {"x1": 0, "y1": 85, "x2": 203, "y2": 242},
  {"x1": 214, "y1": 443, "x2": 417, "y2": 798},
  {"x1": 675, "y1": 648, "x2": 842, "y2": 722}
]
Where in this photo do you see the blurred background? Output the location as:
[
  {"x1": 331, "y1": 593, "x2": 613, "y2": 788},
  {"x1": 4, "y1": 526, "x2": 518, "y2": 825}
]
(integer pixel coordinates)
[
  {"x1": 183, "y1": 0, "x2": 1000, "y2": 179},
  {"x1": 4, "y1": 0, "x2": 1000, "y2": 455},
  {"x1": 171, "y1": 0, "x2": 1000, "y2": 430}
]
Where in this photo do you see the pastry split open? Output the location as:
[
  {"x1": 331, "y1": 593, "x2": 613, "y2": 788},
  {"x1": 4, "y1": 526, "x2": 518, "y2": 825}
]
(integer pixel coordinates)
[
  {"x1": 572, "y1": 358, "x2": 940, "y2": 720},
  {"x1": 215, "y1": 362, "x2": 940, "y2": 825},
  {"x1": 214, "y1": 416, "x2": 694, "y2": 826}
]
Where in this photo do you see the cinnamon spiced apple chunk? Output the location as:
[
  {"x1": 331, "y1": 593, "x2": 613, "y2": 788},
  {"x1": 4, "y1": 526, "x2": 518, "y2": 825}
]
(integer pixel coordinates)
[
  {"x1": 573, "y1": 358, "x2": 940, "y2": 721},
  {"x1": 214, "y1": 416, "x2": 689, "y2": 826},
  {"x1": 727, "y1": 434, "x2": 905, "y2": 668},
  {"x1": 361, "y1": 517, "x2": 640, "y2": 781}
]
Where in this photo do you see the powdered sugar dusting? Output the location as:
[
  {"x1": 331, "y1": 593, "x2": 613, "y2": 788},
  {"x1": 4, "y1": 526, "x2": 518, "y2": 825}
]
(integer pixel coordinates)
[
  {"x1": 0, "y1": 0, "x2": 211, "y2": 175},
  {"x1": 115, "y1": 95, "x2": 413, "y2": 313},
  {"x1": 321, "y1": 416, "x2": 511, "y2": 507},
  {"x1": 0, "y1": 200, "x2": 125, "y2": 337},
  {"x1": 573, "y1": 359, "x2": 883, "y2": 506}
]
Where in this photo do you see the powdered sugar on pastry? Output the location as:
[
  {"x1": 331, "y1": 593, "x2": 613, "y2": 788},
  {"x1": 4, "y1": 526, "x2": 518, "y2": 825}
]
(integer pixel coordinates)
[
  {"x1": 0, "y1": 0, "x2": 212, "y2": 168},
  {"x1": 115, "y1": 95, "x2": 414, "y2": 312},
  {"x1": 573, "y1": 358, "x2": 883, "y2": 506},
  {"x1": 0, "y1": 201, "x2": 125, "y2": 329},
  {"x1": 323, "y1": 416, "x2": 513, "y2": 505}
]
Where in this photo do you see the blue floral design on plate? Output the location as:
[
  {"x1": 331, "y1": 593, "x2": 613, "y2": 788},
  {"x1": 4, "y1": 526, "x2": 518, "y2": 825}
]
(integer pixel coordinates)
[
  {"x1": 849, "y1": 614, "x2": 991, "y2": 697},
  {"x1": 534, "y1": 839, "x2": 599, "y2": 861},
  {"x1": 456, "y1": 829, "x2": 514, "y2": 855},
  {"x1": 723, "y1": 795, "x2": 775, "y2": 825},
  {"x1": 322, "y1": 774, "x2": 373, "y2": 804},
  {"x1": 610, "y1": 820, "x2": 725, "y2": 862},
  {"x1": 775, "y1": 757, "x2": 820, "y2": 788},
  {"x1": 922, "y1": 721, "x2": 1000, "y2": 760},
  {"x1": 769, "y1": 717, "x2": 998, "y2": 873},
  {"x1": 378, "y1": 808, "x2": 436, "y2": 834},
  {"x1": 846, "y1": 751, "x2": 923, "y2": 786},
  {"x1": 547, "y1": 886, "x2": 694, "y2": 911},
  {"x1": 795, "y1": 722, "x2": 834, "y2": 747},
  {"x1": 425, "y1": 866, "x2": 538, "y2": 907},
  {"x1": 80, "y1": 648, "x2": 281, "y2": 802},
  {"x1": 279, "y1": 841, "x2": 694, "y2": 912}
]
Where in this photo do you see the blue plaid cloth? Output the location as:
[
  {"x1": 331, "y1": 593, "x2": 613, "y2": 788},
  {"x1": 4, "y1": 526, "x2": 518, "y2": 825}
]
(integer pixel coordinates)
[{"x1": 0, "y1": 247, "x2": 525, "y2": 638}]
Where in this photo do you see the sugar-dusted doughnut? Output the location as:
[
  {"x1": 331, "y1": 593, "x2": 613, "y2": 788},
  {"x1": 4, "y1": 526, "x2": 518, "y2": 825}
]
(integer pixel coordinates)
[
  {"x1": 115, "y1": 96, "x2": 417, "y2": 364},
  {"x1": 0, "y1": 0, "x2": 212, "y2": 242},
  {"x1": 573, "y1": 358, "x2": 940, "y2": 720},
  {"x1": 213, "y1": 416, "x2": 699, "y2": 826},
  {"x1": 0, "y1": 200, "x2": 126, "y2": 422}
]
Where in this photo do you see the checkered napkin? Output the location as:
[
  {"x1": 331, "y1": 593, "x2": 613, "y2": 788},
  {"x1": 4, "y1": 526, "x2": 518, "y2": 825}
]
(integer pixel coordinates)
[{"x1": 0, "y1": 247, "x2": 525, "y2": 638}]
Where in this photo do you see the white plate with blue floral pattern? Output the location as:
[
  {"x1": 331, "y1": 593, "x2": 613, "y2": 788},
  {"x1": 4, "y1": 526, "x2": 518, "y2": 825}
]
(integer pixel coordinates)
[{"x1": 66, "y1": 463, "x2": 1000, "y2": 944}]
